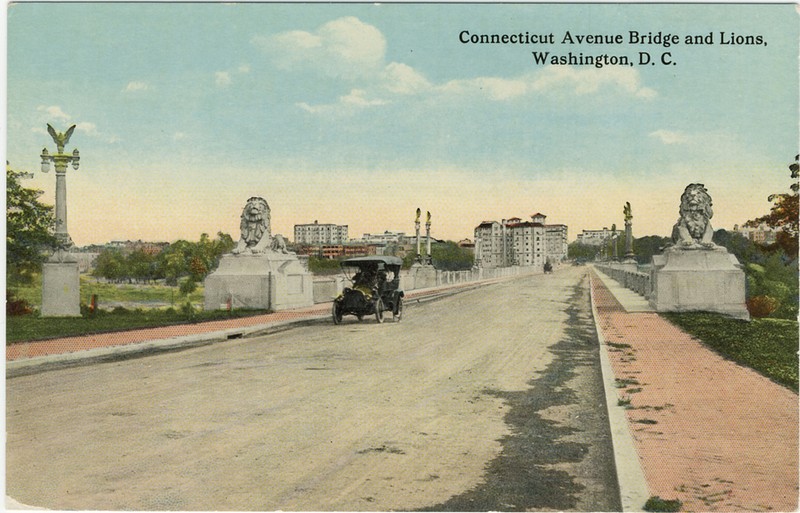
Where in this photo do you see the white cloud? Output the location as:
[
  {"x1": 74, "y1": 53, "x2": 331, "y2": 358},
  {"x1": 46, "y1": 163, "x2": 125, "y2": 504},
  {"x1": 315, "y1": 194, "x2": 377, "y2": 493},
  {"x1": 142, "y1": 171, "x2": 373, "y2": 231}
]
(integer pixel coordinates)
[
  {"x1": 37, "y1": 105, "x2": 70, "y2": 120},
  {"x1": 297, "y1": 88, "x2": 388, "y2": 115},
  {"x1": 256, "y1": 16, "x2": 386, "y2": 79},
  {"x1": 649, "y1": 129, "x2": 690, "y2": 145},
  {"x1": 123, "y1": 81, "x2": 150, "y2": 93},
  {"x1": 215, "y1": 71, "x2": 232, "y2": 87},
  {"x1": 341, "y1": 89, "x2": 388, "y2": 108},
  {"x1": 381, "y1": 62, "x2": 431, "y2": 95},
  {"x1": 530, "y1": 66, "x2": 657, "y2": 98},
  {"x1": 438, "y1": 66, "x2": 657, "y2": 102},
  {"x1": 75, "y1": 122, "x2": 98, "y2": 135},
  {"x1": 440, "y1": 76, "x2": 529, "y2": 101}
]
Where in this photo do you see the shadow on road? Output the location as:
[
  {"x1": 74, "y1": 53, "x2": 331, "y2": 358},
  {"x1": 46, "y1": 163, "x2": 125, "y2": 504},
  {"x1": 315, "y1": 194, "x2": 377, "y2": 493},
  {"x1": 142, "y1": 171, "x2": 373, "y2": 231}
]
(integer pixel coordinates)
[{"x1": 420, "y1": 276, "x2": 621, "y2": 512}]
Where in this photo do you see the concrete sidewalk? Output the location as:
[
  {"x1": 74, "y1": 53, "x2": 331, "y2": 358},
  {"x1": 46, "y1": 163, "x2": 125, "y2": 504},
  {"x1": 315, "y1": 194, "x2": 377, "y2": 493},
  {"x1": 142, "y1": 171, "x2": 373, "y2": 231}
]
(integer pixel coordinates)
[{"x1": 590, "y1": 270, "x2": 798, "y2": 512}]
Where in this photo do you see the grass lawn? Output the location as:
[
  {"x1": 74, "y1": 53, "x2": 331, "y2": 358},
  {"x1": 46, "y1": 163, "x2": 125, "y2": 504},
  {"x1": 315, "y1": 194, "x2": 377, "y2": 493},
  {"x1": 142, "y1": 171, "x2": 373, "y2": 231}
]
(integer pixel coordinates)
[
  {"x1": 7, "y1": 274, "x2": 268, "y2": 344},
  {"x1": 7, "y1": 307, "x2": 271, "y2": 344},
  {"x1": 664, "y1": 312, "x2": 799, "y2": 392},
  {"x1": 11, "y1": 274, "x2": 204, "y2": 307}
]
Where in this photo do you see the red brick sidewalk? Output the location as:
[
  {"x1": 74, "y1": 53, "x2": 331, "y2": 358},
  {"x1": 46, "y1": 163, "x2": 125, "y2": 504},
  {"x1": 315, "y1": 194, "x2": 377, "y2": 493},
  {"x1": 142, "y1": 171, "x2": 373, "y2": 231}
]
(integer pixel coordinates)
[
  {"x1": 6, "y1": 306, "x2": 330, "y2": 361},
  {"x1": 6, "y1": 280, "x2": 491, "y2": 362},
  {"x1": 591, "y1": 273, "x2": 799, "y2": 511}
]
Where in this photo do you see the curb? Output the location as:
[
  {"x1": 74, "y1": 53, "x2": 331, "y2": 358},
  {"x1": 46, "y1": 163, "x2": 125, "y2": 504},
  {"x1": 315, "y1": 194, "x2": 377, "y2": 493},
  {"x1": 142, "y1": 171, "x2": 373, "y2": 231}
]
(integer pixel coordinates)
[
  {"x1": 589, "y1": 274, "x2": 651, "y2": 512},
  {"x1": 7, "y1": 278, "x2": 506, "y2": 378}
]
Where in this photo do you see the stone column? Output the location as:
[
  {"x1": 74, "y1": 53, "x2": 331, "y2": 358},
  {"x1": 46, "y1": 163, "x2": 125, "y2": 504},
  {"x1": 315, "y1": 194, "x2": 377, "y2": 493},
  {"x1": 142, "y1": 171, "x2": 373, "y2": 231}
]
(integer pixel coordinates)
[
  {"x1": 54, "y1": 163, "x2": 72, "y2": 248},
  {"x1": 40, "y1": 125, "x2": 80, "y2": 316},
  {"x1": 425, "y1": 211, "x2": 432, "y2": 265},
  {"x1": 414, "y1": 208, "x2": 421, "y2": 264},
  {"x1": 623, "y1": 201, "x2": 636, "y2": 264}
]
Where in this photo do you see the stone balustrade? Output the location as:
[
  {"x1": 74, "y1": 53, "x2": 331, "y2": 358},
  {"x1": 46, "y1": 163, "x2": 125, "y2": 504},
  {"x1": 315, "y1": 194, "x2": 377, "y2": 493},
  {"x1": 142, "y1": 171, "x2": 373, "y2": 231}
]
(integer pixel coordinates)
[{"x1": 595, "y1": 263, "x2": 651, "y2": 297}]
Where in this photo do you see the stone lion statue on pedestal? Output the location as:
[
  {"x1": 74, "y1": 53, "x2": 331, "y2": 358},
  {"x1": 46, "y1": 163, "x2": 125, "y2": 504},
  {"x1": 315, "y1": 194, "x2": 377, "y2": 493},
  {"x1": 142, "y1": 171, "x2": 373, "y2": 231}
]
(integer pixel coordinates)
[
  {"x1": 671, "y1": 183, "x2": 716, "y2": 249},
  {"x1": 231, "y1": 196, "x2": 289, "y2": 254}
]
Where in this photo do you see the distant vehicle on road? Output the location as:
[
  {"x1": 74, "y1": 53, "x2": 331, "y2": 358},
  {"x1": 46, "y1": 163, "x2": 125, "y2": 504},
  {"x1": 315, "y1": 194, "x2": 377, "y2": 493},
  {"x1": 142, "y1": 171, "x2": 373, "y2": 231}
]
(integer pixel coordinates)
[{"x1": 332, "y1": 256, "x2": 404, "y2": 324}]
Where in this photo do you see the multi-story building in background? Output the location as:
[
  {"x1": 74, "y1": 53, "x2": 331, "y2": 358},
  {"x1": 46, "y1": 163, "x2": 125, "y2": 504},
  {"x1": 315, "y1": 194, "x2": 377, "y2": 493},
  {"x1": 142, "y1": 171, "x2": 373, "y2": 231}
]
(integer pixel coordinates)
[
  {"x1": 474, "y1": 213, "x2": 567, "y2": 269},
  {"x1": 474, "y1": 220, "x2": 505, "y2": 268},
  {"x1": 575, "y1": 227, "x2": 622, "y2": 246},
  {"x1": 356, "y1": 231, "x2": 406, "y2": 245},
  {"x1": 293, "y1": 221, "x2": 349, "y2": 245},
  {"x1": 733, "y1": 223, "x2": 778, "y2": 245}
]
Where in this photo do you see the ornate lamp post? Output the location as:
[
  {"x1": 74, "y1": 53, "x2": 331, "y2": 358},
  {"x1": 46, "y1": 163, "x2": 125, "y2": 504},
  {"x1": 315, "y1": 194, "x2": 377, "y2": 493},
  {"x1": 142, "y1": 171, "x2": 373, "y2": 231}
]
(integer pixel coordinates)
[
  {"x1": 425, "y1": 211, "x2": 432, "y2": 265},
  {"x1": 39, "y1": 124, "x2": 81, "y2": 317},
  {"x1": 40, "y1": 124, "x2": 79, "y2": 256},
  {"x1": 623, "y1": 201, "x2": 636, "y2": 262},
  {"x1": 414, "y1": 208, "x2": 422, "y2": 264}
]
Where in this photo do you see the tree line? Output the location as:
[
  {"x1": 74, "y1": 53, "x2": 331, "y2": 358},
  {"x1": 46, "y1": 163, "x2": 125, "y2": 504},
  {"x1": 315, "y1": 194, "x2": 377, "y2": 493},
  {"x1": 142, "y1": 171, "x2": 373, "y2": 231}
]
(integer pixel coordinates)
[{"x1": 92, "y1": 233, "x2": 235, "y2": 294}]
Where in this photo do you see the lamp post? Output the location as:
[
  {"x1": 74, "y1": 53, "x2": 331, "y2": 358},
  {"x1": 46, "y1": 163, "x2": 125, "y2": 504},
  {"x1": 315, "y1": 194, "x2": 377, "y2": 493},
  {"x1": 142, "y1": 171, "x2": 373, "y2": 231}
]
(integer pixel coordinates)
[
  {"x1": 39, "y1": 124, "x2": 81, "y2": 317},
  {"x1": 623, "y1": 201, "x2": 636, "y2": 261},
  {"x1": 40, "y1": 124, "x2": 79, "y2": 255},
  {"x1": 425, "y1": 211, "x2": 432, "y2": 265},
  {"x1": 414, "y1": 208, "x2": 422, "y2": 264}
]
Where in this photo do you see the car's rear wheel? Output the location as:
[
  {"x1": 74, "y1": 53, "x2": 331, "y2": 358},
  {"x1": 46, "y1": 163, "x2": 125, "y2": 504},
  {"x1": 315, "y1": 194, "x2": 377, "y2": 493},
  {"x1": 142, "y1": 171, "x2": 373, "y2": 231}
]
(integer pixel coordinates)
[
  {"x1": 393, "y1": 297, "x2": 403, "y2": 322},
  {"x1": 375, "y1": 298, "x2": 384, "y2": 324},
  {"x1": 332, "y1": 302, "x2": 343, "y2": 325}
]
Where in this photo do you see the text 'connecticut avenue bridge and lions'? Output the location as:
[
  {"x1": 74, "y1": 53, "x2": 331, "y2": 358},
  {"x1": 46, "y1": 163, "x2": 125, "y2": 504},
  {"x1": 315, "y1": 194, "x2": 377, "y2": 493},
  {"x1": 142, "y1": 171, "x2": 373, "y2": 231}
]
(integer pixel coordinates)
[{"x1": 459, "y1": 30, "x2": 768, "y2": 68}]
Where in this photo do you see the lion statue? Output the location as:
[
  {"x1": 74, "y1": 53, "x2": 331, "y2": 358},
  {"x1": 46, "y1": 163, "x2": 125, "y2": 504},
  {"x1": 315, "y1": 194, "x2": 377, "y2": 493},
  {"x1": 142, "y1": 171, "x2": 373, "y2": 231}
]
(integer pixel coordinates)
[
  {"x1": 671, "y1": 183, "x2": 716, "y2": 248},
  {"x1": 232, "y1": 197, "x2": 272, "y2": 254},
  {"x1": 270, "y1": 234, "x2": 290, "y2": 254}
]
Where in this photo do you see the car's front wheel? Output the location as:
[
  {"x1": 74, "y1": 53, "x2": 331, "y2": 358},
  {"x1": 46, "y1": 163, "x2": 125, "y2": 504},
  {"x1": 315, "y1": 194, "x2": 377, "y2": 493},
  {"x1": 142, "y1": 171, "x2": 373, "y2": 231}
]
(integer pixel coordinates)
[
  {"x1": 393, "y1": 297, "x2": 403, "y2": 322},
  {"x1": 375, "y1": 298, "x2": 384, "y2": 324},
  {"x1": 332, "y1": 302, "x2": 343, "y2": 325}
]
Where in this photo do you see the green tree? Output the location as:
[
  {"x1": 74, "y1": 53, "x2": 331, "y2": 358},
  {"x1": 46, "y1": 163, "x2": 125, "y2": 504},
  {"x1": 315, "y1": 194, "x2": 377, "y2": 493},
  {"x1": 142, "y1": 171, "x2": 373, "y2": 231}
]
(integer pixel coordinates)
[
  {"x1": 431, "y1": 241, "x2": 474, "y2": 271},
  {"x1": 126, "y1": 249, "x2": 158, "y2": 283},
  {"x1": 567, "y1": 242, "x2": 599, "y2": 261},
  {"x1": 631, "y1": 235, "x2": 672, "y2": 264},
  {"x1": 6, "y1": 163, "x2": 57, "y2": 286},
  {"x1": 92, "y1": 248, "x2": 126, "y2": 282},
  {"x1": 745, "y1": 155, "x2": 799, "y2": 256}
]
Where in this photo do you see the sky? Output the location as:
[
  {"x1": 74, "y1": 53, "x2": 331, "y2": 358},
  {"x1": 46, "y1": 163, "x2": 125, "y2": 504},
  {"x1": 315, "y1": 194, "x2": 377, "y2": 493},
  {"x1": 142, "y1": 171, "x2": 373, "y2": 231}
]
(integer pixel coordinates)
[{"x1": 6, "y1": 2, "x2": 799, "y2": 246}]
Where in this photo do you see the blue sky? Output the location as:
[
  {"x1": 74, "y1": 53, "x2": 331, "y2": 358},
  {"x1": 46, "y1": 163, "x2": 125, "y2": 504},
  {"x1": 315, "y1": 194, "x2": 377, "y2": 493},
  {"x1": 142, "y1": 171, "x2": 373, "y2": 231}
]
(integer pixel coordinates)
[{"x1": 6, "y1": 2, "x2": 799, "y2": 245}]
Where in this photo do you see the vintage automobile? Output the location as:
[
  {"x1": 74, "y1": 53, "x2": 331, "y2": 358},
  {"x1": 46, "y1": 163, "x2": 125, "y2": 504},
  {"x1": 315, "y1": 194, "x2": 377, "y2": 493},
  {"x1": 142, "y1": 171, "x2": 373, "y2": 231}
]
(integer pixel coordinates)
[{"x1": 332, "y1": 256, "x2": 404, "y2": 324}]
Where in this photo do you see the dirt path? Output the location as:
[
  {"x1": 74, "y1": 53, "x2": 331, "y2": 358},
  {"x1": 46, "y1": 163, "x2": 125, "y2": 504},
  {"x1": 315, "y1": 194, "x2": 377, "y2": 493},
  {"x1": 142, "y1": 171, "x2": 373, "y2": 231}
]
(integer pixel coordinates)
[{"x1": 7, "y1": 267, "x2": 618, "y2": 511}]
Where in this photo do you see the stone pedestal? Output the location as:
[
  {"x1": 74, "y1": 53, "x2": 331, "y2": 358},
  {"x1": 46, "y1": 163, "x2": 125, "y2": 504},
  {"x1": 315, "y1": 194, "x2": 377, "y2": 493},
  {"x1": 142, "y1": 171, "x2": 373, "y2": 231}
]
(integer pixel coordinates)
[
  {"x1": 411, "y1": 264, "x2": 437, "y2": 289},
  {"x1": 204, "y1": 252, "x2": 313, "y2": 311},
  {"x1": 41, "y1": 260, "x2": 80, "y2": 317},
  {"x1": 650, "y1": 247, "x2": 749, "y2": 319}
]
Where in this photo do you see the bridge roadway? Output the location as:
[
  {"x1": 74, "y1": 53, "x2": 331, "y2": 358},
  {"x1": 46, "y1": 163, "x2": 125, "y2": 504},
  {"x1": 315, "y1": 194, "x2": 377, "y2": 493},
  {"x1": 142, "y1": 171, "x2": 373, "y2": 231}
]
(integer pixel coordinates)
[{"x1": 6, "y1": 266, "x2": 621, "y2": 511}]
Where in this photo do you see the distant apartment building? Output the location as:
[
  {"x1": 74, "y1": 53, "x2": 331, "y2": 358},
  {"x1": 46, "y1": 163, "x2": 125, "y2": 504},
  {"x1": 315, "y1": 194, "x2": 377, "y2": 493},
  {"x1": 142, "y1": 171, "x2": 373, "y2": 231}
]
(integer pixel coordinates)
[
  {"x1": 474, "y1": 213, "x2": 567, "y2": 269},
  {"x1": 575, "y1": 228, "x2": 622, "y2": 246},
  {"x1": 733, "y1": 223, "x2": 778, "y2": 245},
  {"x1": 544, "y1": 223, "x2": 569, "y2": 262},
  {"x1": 356, "y1": 231, "x2": 406, "y2": 245},
  {"x1": 294, "y1": 221, "x2": 349, "y2": 245},
  {"x1": 295, "y1": 243, "x2": 375, "y2": 259},
  {"x1": 457, "y1": 238, "x2": 475, "y2": 251},
  {"x1": 107, "y1": 240, "x2": 169, "y2": 255}
]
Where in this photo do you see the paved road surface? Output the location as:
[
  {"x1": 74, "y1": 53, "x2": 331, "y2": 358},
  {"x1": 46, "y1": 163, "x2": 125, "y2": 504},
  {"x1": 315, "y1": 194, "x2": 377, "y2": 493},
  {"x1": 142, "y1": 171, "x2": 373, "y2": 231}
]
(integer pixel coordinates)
[{"x1": 7, "y1": 267, "x2": 620, "y2": 511}]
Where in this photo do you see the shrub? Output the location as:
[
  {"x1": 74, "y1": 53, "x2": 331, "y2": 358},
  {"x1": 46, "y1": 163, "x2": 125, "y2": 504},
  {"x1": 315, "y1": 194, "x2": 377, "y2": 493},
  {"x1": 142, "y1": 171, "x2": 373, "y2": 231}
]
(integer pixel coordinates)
[
  {"x1": 6, "y1": 292, "x2": 33, "y2": 316},
  {"x1": 747, "y1": 295, "x2": 779, "y2": 318},
  {"x1": 180, "y1": 301, "x2": 196, "y2": 318},
  {"x1": 180, "y1": 278, "x2": 198, "y2": 295}
]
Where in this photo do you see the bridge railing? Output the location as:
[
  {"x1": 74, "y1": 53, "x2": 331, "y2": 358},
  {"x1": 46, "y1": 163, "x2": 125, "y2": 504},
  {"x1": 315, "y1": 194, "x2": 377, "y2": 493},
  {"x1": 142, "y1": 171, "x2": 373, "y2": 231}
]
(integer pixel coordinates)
[
  {"x1": 312, "y1": 264, "x2": 548, "y2": 303},
  {"x1": 595, "y1": 263, "x2": 652, "y2": 297}
]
